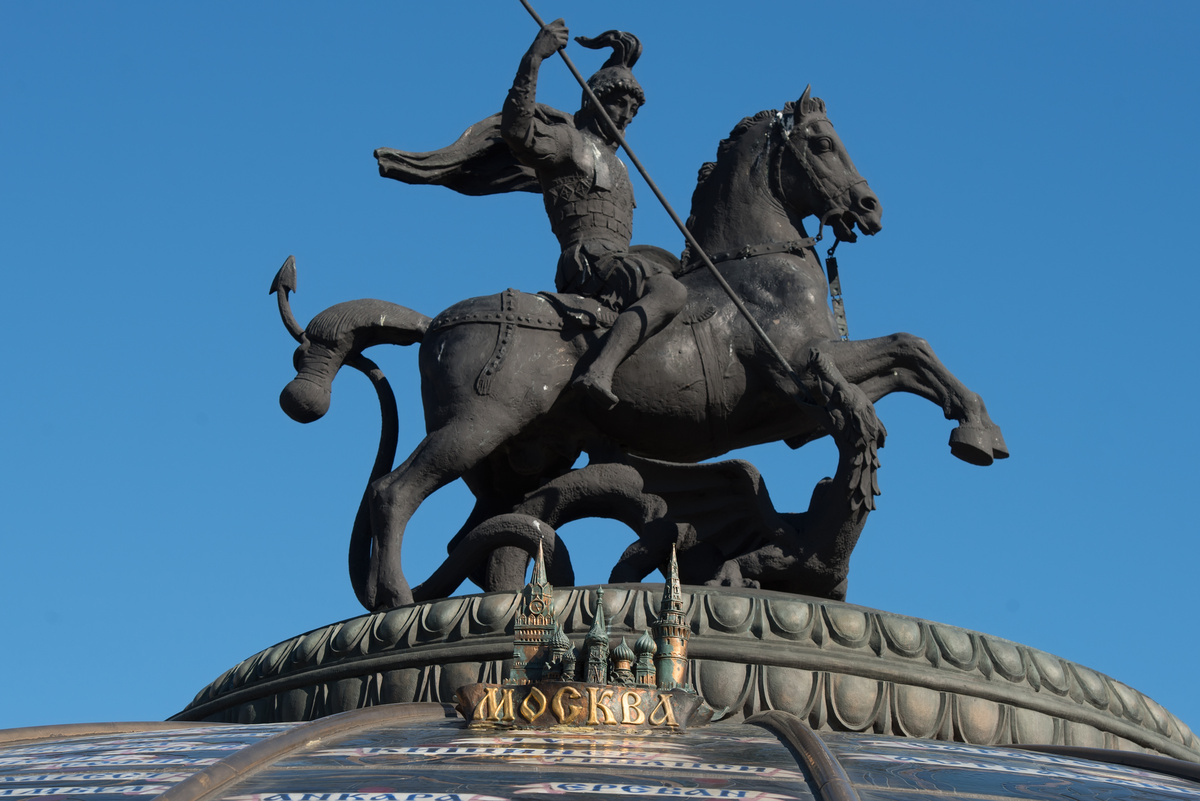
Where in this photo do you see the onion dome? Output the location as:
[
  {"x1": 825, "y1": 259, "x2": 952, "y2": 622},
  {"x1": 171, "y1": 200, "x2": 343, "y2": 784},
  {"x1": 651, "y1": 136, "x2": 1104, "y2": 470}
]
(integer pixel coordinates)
[
  {"x1": 635, "y1": 629, "x2": 657, "y2": 656},
  {"x1": 613, "y1": 637, "x2": 635, "y2": 664},
  {"x1": 552, "y1": 624, "x2": 571, "y2": 654}
]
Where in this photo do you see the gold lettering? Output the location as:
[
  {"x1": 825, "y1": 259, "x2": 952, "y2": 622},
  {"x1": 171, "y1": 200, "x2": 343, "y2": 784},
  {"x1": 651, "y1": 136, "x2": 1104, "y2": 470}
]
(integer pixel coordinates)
[
  {"x1": 519, "y1": 687, "x2": 548, "y2": 721},
  {"x1": 552, "y1": 686, "x2": 584, "y2": 724},
  {"x1": 620, "y1": 691, "x2": 646, "y2": 725},
  {"x1": 477, "y1": 687, "x2": 516, "y2": 722},
  {"x1": 649, "y1": 693, "x2": 678, "y2": 727},
  {"x1": 587, "y1": 687, "x2": 619, "y2": 725}
]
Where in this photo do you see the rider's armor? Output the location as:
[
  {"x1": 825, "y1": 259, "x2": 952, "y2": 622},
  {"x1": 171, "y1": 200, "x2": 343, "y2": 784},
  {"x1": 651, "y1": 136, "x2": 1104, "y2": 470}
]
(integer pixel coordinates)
[
  {"x1": 541, "y1": 137, "x2": 634, "y2": 247},
  {"x1": 538, "y1": 137, "x2": 642, "y2": 305},
  {"x1": 544, "y1": 181, "x2": 634, "y2": 250}
]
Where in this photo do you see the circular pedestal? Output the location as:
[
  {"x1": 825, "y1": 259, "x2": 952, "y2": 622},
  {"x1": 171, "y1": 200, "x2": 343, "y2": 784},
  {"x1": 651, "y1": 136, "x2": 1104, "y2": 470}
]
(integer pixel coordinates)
[{"x1": 174, "y1": 584, "x2": 1197, "y2": 761}]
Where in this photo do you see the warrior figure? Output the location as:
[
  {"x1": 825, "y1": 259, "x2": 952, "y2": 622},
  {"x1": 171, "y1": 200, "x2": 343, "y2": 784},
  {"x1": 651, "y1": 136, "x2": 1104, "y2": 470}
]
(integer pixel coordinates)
[
  {"x1": 374, "y1": 20, "x2": 686, "y2": 409},
  {"x1": 500, "y1": 20, "x2": 686, "y2": 408}
]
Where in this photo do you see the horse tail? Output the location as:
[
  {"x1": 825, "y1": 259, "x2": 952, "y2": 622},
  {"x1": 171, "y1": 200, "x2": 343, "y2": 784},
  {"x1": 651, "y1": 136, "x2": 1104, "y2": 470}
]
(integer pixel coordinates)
[
  {"x1": 344, "y1": 353, "x2": 401, "y2": 611},
  {"x1": 278, "y1": 298, "x2": 430, "y2": 610}
]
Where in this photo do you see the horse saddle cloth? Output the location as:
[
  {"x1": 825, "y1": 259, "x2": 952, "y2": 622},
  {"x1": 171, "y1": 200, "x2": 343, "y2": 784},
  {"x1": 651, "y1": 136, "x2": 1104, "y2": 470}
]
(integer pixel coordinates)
[
  {"x1": 428, "y1": 288, "x2": 617, "y2": 335},
  {"x1": 427, "y1": 288, "x2": 713, "y2": 396},
  {"x1": 428, "y1": 289, "x2": 616, "y2": 396}
]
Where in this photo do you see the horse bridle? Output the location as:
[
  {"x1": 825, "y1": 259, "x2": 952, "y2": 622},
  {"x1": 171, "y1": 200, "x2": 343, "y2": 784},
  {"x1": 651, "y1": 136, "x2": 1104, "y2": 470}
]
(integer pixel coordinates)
[
  {"x1": 771, "y1": 112, "x2": 858, "y2": 339},
  {"x1": 774, "y1": 112, "x2": 868, "y2": 234}
]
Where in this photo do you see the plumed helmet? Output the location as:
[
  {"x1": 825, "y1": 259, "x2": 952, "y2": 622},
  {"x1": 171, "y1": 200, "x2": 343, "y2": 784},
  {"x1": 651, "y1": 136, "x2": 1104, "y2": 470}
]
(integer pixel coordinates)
[{"x1": 577, "y1": 30, "x2": 645, "y2": 108}]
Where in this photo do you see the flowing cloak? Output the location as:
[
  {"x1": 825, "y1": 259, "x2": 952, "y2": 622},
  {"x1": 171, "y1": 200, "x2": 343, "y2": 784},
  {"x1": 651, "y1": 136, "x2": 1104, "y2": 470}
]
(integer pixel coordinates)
[{"x1": 373, "y1": 105, "x2": 576, "y2": 197}]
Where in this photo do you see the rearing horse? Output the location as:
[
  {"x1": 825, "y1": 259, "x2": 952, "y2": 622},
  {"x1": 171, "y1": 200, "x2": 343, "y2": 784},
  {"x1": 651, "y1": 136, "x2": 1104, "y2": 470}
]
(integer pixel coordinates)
[{"x1": 279, "y1": 88, "x2": 1007, "y2": 611}]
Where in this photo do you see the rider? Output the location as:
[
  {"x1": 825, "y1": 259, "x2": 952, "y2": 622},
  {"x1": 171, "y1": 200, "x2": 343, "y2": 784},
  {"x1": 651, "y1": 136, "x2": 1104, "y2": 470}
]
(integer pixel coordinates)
[{"x1": 500, "y1": 20, "x2": 687, "y2": 409}]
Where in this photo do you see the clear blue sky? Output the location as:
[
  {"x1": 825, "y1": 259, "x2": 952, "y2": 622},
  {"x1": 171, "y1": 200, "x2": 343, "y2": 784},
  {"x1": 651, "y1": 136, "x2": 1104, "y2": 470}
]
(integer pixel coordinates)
[{"x1": 3, "y1": 1, "x2": 1198, "y2": 734}]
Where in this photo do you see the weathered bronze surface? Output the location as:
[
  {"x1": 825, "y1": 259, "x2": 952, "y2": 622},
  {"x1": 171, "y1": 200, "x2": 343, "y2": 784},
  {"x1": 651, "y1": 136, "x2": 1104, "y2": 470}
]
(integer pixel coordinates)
[
  {"x1": 173, "y1": 586, "x2": 1198, "y2": 763},
  {"x1": 274, "y1": 20, "x2": 1007, "y2": 610}
]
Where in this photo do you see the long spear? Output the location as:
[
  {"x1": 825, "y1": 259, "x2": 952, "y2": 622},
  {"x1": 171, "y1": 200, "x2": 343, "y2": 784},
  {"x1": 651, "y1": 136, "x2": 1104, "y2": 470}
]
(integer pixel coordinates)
[{"x1": 516, "y1": 0, "x2": 816, "y2": 408}]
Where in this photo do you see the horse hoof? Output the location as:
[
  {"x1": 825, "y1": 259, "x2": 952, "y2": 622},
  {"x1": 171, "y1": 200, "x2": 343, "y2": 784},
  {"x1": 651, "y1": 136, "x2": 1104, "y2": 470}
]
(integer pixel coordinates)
[
  {"x1": 370, "y1": 584, "x2": 415, "y2": 612},
  {"x1": 991, "y1": 429, "x2": 1010, "y2": 460},
  {"x1": 949, "y1": 425, "x2": 1008, "y2": 466}
]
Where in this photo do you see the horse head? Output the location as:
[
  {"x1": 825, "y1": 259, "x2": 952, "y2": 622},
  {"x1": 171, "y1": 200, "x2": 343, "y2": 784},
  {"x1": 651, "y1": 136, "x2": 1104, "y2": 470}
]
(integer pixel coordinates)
[
  {"x1": 776, "y1": 86, "x2": 882, "y2": 242},
  {"x1": 685, "y1": 89, "x2": 881, "y2": 257}
]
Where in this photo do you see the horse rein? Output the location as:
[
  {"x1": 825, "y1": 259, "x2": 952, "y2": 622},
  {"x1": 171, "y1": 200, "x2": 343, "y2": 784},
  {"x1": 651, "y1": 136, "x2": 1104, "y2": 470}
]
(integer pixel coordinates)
[
  {"x1": 702, "y1": 238, "x2": 816, "y2": 264},
  {"x1": 820, "y1": 236, "x2": 848, "y2": 341},
  {"x1": 772, "y1": 115, "x2": 855, "y2": 340}
]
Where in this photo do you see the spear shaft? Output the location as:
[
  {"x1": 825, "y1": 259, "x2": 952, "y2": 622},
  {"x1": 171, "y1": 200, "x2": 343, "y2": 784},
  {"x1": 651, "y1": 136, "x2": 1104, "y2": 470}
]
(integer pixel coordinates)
[{"x1": 515, "y1": 0, "x2": 815, "y2": 407}]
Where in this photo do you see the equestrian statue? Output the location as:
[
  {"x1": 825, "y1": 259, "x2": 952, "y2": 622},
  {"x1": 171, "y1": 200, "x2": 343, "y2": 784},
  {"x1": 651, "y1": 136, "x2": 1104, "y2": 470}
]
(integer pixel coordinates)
[{"x1": 272, "y1": 19, "x2": 1007, "y2": 612}]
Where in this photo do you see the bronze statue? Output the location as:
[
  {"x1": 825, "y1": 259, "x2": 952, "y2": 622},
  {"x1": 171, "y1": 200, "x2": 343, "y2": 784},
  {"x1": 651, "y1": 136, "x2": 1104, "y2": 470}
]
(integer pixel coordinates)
[
  {"x1": 276, "y1": 22, "x2": 1007, "y2": 609},
  {"x1": 272, "y1": 15, "x2": 1010, "y2": 612}
]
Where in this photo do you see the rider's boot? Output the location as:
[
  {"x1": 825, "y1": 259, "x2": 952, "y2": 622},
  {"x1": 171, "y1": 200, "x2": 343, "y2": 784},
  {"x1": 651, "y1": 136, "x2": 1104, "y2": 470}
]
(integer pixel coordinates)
[
  {"x1": 574, "y1": 274, "x2": 687, "y2": 409},
  {"x1": 574, "y1": 312, "x2": 642, "y2": 409}
]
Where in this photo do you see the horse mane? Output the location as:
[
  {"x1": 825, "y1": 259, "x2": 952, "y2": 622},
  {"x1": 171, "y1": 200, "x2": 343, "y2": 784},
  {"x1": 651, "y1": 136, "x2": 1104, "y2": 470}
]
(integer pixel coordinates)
[
  {"x1": 689, "y1": 97, "x2": 833, "y2": 214},
  {"x1": 682, "y1": 97, "x2": 829, "y2": 266},
  {"x1": 691, "y1": 109, "x2": 776, "y2": 204},
  {"x1": 682, "y1": 106, "x2": 786, "y2": 264}
]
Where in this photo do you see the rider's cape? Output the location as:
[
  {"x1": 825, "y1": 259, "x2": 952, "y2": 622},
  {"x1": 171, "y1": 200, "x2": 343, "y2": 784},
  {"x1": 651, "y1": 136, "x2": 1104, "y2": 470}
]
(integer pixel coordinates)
[{"x1": 374, "y1": 105, "x2": 574, "y2": 197}]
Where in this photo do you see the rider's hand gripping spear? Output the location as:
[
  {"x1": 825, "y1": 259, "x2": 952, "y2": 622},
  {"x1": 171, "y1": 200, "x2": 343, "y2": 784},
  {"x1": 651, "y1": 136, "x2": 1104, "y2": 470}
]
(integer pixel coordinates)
[{"x1": 516, "y1": 0, "x2": 823, "y2": 411}]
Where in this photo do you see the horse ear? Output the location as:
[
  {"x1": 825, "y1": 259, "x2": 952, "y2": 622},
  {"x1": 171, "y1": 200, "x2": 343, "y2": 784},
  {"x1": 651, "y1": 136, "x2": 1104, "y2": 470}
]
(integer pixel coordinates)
[{"x1": 797, "y1": 84, "x2": 825, "y2": 117}]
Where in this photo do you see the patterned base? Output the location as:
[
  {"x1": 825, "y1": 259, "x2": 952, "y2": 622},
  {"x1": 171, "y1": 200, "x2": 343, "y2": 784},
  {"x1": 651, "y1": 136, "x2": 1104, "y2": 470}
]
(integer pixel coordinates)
[{"x1": 173, "y1": 584, "x2": 1198, "y2": 762}]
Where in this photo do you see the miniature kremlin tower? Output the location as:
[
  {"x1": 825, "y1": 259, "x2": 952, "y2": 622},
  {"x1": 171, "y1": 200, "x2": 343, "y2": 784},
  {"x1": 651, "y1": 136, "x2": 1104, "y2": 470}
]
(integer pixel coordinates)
[
  {"x1": 584, "y1": 587, "x2": 610, "y2": 684},
  {"x1": 506, "y1": 542, "x2": 691, "y2": 690},
  {"x1": 509, "y1": 541, "x2": 563, "y2": 682},
  {"x1": 652, "y1": 545, "x2": 690, "y2": 690}
]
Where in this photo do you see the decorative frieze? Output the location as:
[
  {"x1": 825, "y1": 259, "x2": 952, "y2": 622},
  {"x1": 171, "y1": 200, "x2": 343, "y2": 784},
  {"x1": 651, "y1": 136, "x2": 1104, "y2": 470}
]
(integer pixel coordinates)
[{"x1": 174, "y1": 585, "x2": 1197, "y2": 762}]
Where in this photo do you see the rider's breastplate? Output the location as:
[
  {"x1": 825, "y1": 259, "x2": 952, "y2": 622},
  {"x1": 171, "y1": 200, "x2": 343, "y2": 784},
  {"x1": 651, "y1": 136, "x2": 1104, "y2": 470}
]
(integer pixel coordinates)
[{"x1": 542, "y1": 138, "x2": 634, "y2": 251}]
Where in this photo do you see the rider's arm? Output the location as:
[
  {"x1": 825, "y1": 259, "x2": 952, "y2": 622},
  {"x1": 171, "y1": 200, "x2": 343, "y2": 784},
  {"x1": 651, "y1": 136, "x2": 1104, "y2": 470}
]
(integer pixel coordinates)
[{"x1": 501, "y1": 19, "x2": 570, "y2": 165}]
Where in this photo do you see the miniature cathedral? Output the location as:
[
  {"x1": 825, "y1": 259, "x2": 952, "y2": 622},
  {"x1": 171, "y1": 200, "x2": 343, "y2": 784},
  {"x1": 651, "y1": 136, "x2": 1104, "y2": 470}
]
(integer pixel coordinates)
[{"x1": 508, "y1": 542, "x2": 691, "y2": 690}]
